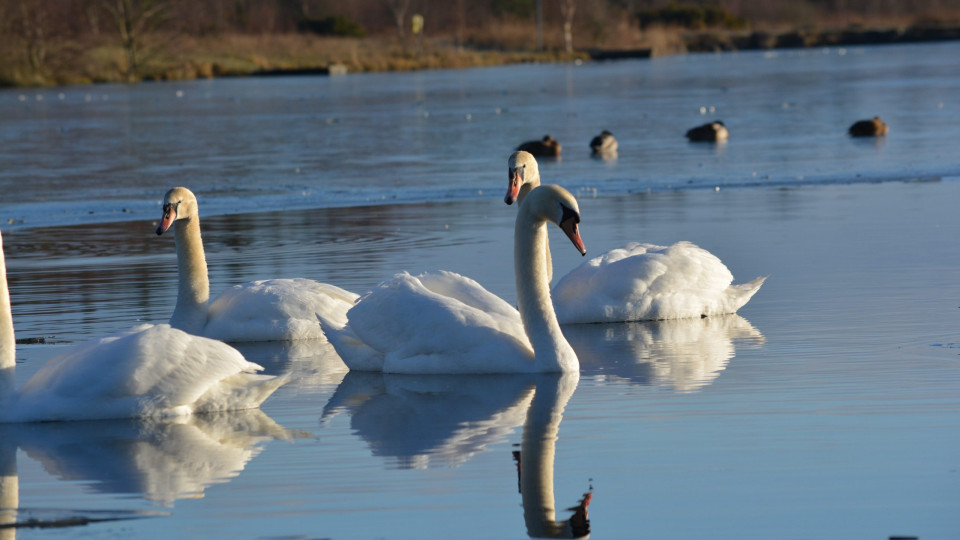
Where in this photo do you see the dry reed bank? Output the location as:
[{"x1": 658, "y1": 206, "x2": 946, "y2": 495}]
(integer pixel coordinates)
[{"x1": 3, "y1": 0, "x2": 960, "y2": 88}]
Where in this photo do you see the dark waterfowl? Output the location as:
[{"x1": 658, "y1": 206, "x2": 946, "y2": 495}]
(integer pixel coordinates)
[
  {"x1": 589, "y1": 130, "x2": 618, "y2": 155},
  {"x1": 686, "y1": 121, "x2": 729, "y2": 142},
  {"x1": 848, "y1": 116, "x2": 889, "y2": 137},
  {"x1": 517, "y1": 135, "x2": 562, "y2": 157}
]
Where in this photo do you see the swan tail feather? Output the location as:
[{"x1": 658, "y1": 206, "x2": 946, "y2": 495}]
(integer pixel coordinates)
[
  {"x1": 721, "y1": 275, "x2": 767, "y2": 313},
  {"x1": 315, "y1": 313, "x2": 384, "y2": 372},
  {"x1": 194, "y1": 372, "x2": 290, "y2": 414}
]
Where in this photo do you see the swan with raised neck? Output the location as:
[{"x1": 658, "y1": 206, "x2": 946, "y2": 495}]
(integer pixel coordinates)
[
  {"x1": 323, "y1": 184, "x2": 585, "y2": 374},
  {"x1": 156, "y1": 187, "x2": 358, "y2": 341},
  {"x1": 504, "y1": 153, "x2": 765, "y2": 323},
  {"x1": 0, "y1": 230, "x2": 285, "y2": 423},
  {"x1": 157, "y1": 186, "x2": 210, "y2": 333},
  {"x1": 506, "y1": 150, "x2": 553, "y2": 282},
  {"x1": 0, "y1": 233, "x2": 15, "y2": 396},
  {"x1": 514, "y1": 184, "x2": 583, "y2": 372}
]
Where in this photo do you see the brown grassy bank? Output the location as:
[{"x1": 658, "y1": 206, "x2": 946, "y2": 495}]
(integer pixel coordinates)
[
  {"x1": 2, "y1": 23, "x2": 959, "y2": 88},
  {"x1": 0, "y1": 32, "x2": 590, "y2": 87}
]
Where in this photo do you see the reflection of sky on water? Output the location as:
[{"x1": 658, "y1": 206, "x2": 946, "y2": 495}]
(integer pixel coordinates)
[
  {"x1": 0, "y1": 410, "x2": 290, "y2": 533},
  {"x1": 2, "y1": 42, "x2": 960, "y2": 229},
  {"x1": 1, "y1": 411, "x2": 289, "y2": 506}
]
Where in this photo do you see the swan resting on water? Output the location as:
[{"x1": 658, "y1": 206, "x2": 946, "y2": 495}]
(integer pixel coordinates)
[
  {"x1": 156, "y1": 187, "x2": 358, "y2": 342},
  {"x1": 0, "y1": 231, "x2": 285, "y2": 423},
  {"x1": 319, "y1": 184, "x2": 587, "y2": 374},
  {"x1": 505, "y1": 151, "x2": 766, "y2": 324}
]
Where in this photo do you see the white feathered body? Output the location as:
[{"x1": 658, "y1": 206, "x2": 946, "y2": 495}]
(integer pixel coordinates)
[
  {"x1": 160, "y1": 187, "x2": 357, "y2": 343},
  {"x1": 322, "y1": 184, "x2": 585, "y2": 374},
  {"x1": 203, "y1": 278, "x2": 359, "y2": 342},
  {"x1": 326, "y1": 271, "x2": 536, "y2": 374},
  {"x1": 553, "y1": 241, "x2": 766, "y2": 324},
  {"x1": 3, "y1": 324, "x2": 284, "y2": 423}
]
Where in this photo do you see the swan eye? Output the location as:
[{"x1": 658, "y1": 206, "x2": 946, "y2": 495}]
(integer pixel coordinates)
[
  {"x1": 163, "y1": 201, "x2": 181, "y2": 217},
  {"x1": 559, "y1": 203, "x2": 580, "y2": 225}
]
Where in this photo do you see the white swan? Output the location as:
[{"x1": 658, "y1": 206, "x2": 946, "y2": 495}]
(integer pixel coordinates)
[
  {"x1": 505, "y1": 151, "x2": 766, "y2": 324},
  {"x1": 156, "y1": 187, "x2": 358, "y2": 342},
  {"x1": 0, "y1": 231, "x2": 285, "y2": 423},
  {"x1": 321, "y1": 184, "x2": 587, "y2": 374}
]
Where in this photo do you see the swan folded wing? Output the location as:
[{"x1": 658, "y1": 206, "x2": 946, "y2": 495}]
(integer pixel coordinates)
[
  {"x1": 14, "y1": 324, "x2": 276, "y2": 421},
  {"x1": 553, "y1": 242, "x2": 744, "y2": 323},
  {"x1": 415, "y1": 271, "x2": 523, "y2": 326},
  {"x1": 347, "y1": 273, "x2": 533, "y2": 374},
  {"x1": 648, "y1": 243, "x2": 766, "y2": 316},
  {"x1": 204, "y1": 278, "x2": 359, "y2": 342}
]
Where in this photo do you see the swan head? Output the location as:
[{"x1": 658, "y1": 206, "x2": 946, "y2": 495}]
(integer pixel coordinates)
[
  {"x1": 523, "y1": 184, "x2": 586, "y2": 256},
  {"x1": 505, "y1": 151, "x2": 541, "y2": 205},
  {"x1": 156, "y1": 187, "x2": 199, "y2": 235}
]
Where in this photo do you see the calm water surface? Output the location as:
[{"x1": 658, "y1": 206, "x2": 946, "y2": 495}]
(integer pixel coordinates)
[
  {"x1": 1, "y1": 41, "x2": 959, "y2": 227},
  {"x1": 1, "y1": 42, "x2": 960, "y2": 539}
]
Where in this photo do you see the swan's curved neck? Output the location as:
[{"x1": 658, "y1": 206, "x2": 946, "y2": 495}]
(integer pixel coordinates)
[
  {"x1": 517, "y1": 179, "x2": 538, "y2": 206},
  {"x1": 169, "y1": 216, "x2": 210, "y2": 333},
  {"x1": 515, "y1": 211, "x2": 577, "y2": 372},
  {"x1": 521, "y1": 373, "x2": 582, "y2": 538},
  {"x1": 0, "y1": 234, "x2": 16, "y2": 395}
]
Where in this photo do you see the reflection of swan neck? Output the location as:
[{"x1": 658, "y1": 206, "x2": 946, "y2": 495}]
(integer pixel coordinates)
[
  {"x1": 170, "y1": 216, "x2": 210, "y2": 333},
  {"x1": 515, "y1": 203, "x2": 576, "y2": 372},
  {"x1": 521, "y1": 373, "x2": 583, "y2": 538},
  {"x1": 0, "y1": 435, "x2": 17, "y2": 539}
]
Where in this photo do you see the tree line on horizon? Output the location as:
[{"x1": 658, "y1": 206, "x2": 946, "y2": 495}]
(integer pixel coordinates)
[
  {"x1": 6, "y1": 0, "x2": 960, "y2": 38},
  {"x1": 3, "y1": 0, "x2": 960, "y2": 85}
]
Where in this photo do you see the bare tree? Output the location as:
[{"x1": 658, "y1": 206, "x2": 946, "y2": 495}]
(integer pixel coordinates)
[
  {"x1": 560, "y1": 0, "x2": 576, "y2": 54},
  {"x1": 383, "y1": 0, "x2": 411, "y2": 41},
  {"x1": 455, "y1": 0, "x2": 465, "y2": 50},
  {"x1": 536, "y1": 0, "x2": 543, "y2": 50},
  {"x1": 102, "y1": 0, "x2": 168, "y2": 80},
  {"x1": 11, "y1": 0, "x2": 52, "y2": 77}
]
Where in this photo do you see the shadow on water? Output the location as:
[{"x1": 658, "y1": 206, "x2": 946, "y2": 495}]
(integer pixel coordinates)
[
  {"x1": 0, "y1": 409, "x2": 292, "y2": 531},
  {"x1": 563, "y1": 315, "x2": 765, "y2": 392}
]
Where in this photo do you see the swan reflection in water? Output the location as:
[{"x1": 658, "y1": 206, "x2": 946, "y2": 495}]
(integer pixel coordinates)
[
  {"x1": 515, "y1": 373, "x2": 591, "y2": 538},
  {"x1": 564, "y1": 315, "x2": 764, "y2": 392},
  {"x1": 231, "y1": 339, "x2": 348, "y2": 390},
  {"x1": 322, "y1": 371, "x2": 591, "y2": 538},
  {"x1": 322, "y1": 373, "x2": 535, "y2": 469},
  {"x1": 0, "y1": 410, "x2": 290, "y2": 532}
]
